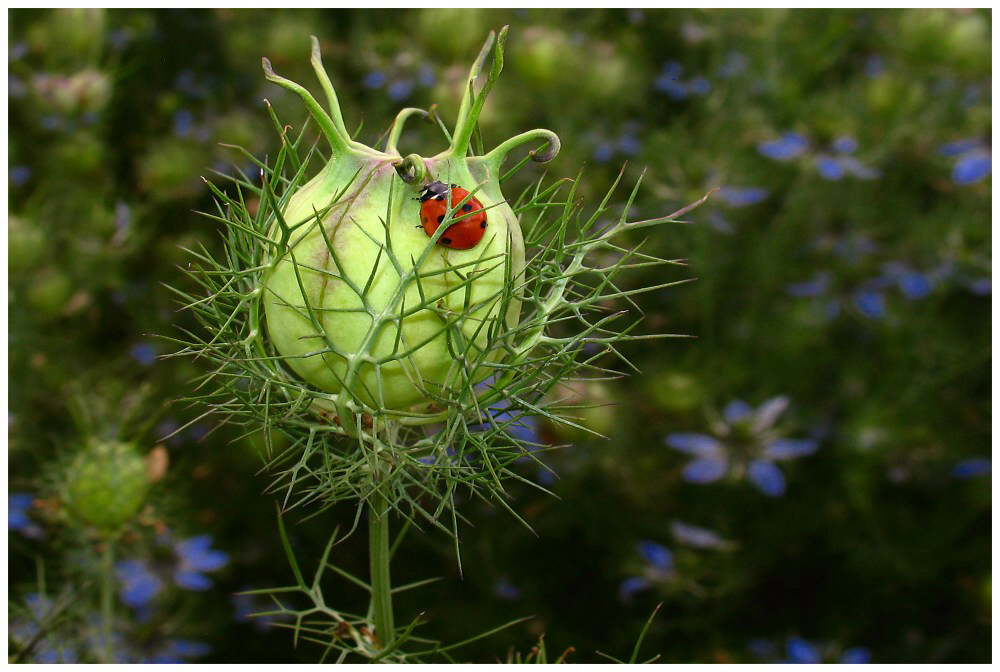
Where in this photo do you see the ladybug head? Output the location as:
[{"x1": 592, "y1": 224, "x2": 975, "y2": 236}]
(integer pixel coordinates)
[{"x1": 418, "y1": 180, "x2": 450, "y2": 203}]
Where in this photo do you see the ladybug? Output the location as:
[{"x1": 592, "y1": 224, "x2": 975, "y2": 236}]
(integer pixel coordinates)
[{"x1": 417, "y1": 181, "x2": 488, "y2": 250}]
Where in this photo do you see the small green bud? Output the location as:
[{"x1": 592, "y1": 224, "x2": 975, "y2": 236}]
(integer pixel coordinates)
[{"x1": 63, "y1": 440, "x2": 149, "y2": 533}]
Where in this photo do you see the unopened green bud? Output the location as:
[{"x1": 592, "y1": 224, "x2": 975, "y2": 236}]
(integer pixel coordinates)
[{"x1": 63, "y1": 440, "x2": 149, "y2": 533}]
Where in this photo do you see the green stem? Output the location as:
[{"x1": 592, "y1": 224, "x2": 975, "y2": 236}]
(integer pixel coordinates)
[
  {"x1": 369, "y1": 485, "x2": 395, "y2": 649},
  {"x1": 100, "y1": 540, "x2": 116, "y2": 664}
]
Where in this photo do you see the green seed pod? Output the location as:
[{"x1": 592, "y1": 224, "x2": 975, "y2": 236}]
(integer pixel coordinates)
[
  {"x1": 259, "y1": 28, "x2": 559, "y2": 432},
  {"x1": 62, "y1": 440, "x2": 149, "y2": 533}
]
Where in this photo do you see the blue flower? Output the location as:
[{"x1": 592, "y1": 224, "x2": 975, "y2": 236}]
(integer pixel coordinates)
[
  {"x1": 952, "y1": 457, "x2": 990, "y2": 479},
  {"x1": 116, "y1": 559, "x2": 163, "y2": 608},
  {"x1": 752, "y1": 636, "x2": 871, "y2": 664},
  {"x1": 173, "y1": 534, "x2": 229, "y2": 590},
  {"x1": 852, "y1": 287, "x2": 886, "y2": 320},
  {"x1": 785, "y1": 637, "x2": 871, "y2": 664},
  {"x1": 116, "y1": 533, "x2": 229, "y2": 609},
  {"x1": 940, "y1": 139, "x2": 991, "y2": 185},
  {"x1": 953, "y1": 152, "x2": 991, "y2": 185},
  {"x1": 814, "y1": 137, "x2": 879, "y2": 181},
  {"x1": 386, "y1": 78, "x2": 414, "y2": 102},
  {"x1": 130, "y1": 343, "x2": 157, "y2": 367},
  {"x1": 757, "y1": 131, "x2": 808, "y2": 160},
  {"x1": 815, "y1": 155, "x2": 845, "y2": 180},
  {"x1": 172, "y1": 109, "x2": 194, "y2": 137},
  {"x1": 9, "y1": 492, "x2": 42, "y2": 538},
  {"x1": 10, "y1": 165, "x2": 31, "y2": 186},
  {"x1": 141, "y1": 639, "x2": 212, "y2": 664},
  {"x1": 665, "y1": 396, "x2": 818, "y2": 496},
  {"x1": 362, "y1": 71, "x2": 386, "y2": 89}
]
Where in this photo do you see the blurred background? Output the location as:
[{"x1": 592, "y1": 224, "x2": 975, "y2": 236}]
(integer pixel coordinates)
[{"x1": 8, "y1": 8, "x2": 991, "y2": 664}]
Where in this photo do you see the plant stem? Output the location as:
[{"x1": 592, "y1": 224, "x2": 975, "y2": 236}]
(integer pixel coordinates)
[
  {"x1": 100, "y1": 539, "x2": 116, "y2": 664},
  {"x1": 368, "y1": 485, "x2": 395, "y2": 650}
]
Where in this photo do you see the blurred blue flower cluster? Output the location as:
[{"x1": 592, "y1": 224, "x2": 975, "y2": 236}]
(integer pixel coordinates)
[
  {"x1": 653, "y1": 61, "x2": 711, "y2": 101},
  {"x1": 116, "y1": 533, "x2": 229, "y2": 611},
  {"x1": 758, "y1": 132, "x2": 879, "y2": 180},
  {"x1": 749, "y1": 636, "x2": 871, "y2": 664}
]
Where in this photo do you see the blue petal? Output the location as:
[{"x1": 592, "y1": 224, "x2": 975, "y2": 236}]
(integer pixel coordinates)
[
  {"x1": 670, "y1": 520, "x2": 731, "y2": 549},
  {"x1": 953, "y1": 154, "x2": 991, "y2": 185},
  {"x1": 967, "y1": 278, "x2": 991, "y2": 296},
  {"x1": 174, "y1": 570, "x2": 213, "y2": 591},
  {"x1": 386, "y1": 79, "x2": 414, "y2": 102},
  {"x1": 723, "y1": 400, "x2": 752, "y2": 424},
  {"x1": 840, "y1": 156, "x2": 881, "y2": 180},
  {"x1": 863, "y1": 54, "x2": 885, "y2": 78},
  {"x1": 682, "y1": 458, "x2": 728, "y2": 484},
  {"x1": 130, "y1": 343, "x2": 157, "y2": 366},
  {"x1": 831, "y1": 136, "x2": 858, "y2": 154},
  {"x1": 841, "y1": 647, "x2": 872, "y2": 664},
  {"x1": 763, "y1": 439, "x2": 819, "y2": 461},
  {"x1": 361, "y1": 71, "x2": 386, "y2": 89},
  {"x1": 592, "y1": 143, "x2": 615, "y2": 163},
  {"x1": 175, "y1": 535, "x2": 229, "y2": 572},
  {"x1": 937, "y1": 139, "x2": 980, "y2": 156},
  {"x1": 853, "y1": 289, "x2": 886, "y2": 319},
  {"x1": 618, "y1": 134, "x2": 642, "y2": 156},
  {"x1": 952, "y1": 458, "x2": 991, "y2": 479},
  {"x1": 116, "y1": 560, "x2": 162, "y2": 608},
  {"x1": 747, "y1": 460, "x2": 786, "y2": 496},
  {"x1": 618, "y1": 576, "x2": 652, "y2": 602},
  {"x1": 716, "y1": 187, "x2": 769, "y2": 207},
  {"x1": 752, "y1": 396, "x2": 790, "y2": 433},
  {"x1": 757, "y1": 132, "x2": 808, "y2": 160},
  {"x1": 661, "y1": 61, "x2": 683, "y2": 77},
  {"x1": 815, "y1": 155, "x2": 845, "y2": 180},
  {"x1": 897, "y1": 271, "x2": 933, "y2": 299},
  {"x1": 786, "y1": 272, "x2": 831, "y2": 298},
  {"x1": 653, "y1": 75, "x2": 688, "y2": 100},
  {"x1": 786, "y1": 636, "x2": 822, "y2": 663},
  {"x1": 637, "y1": 541, "x2": 673, "y2": 571},
  {"x1": 665, "y1": 432, "x2": 721, "y2": 457},
  {"x1": 689, "y1": 76, "x2": 712, "y2": 96},
  {"x1": 166, "y1": 639, "x2": 212, "y2": 659}
]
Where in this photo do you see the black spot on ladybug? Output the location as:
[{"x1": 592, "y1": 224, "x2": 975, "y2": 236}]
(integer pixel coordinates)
[
  {"x1": 462, "y1": 203, "x2": 473, "y2": 212},
  {"x1": 436, "y1": 195, "x2": 444, "y2": 201},
  {"x1": 422, "y1": 217, "x2": 427, "y2": 224},
  {"x1": 480, "y1": 222, "x2": 487, "y2": 228},
  {"x1": 442, "y1": 237, "x2": 452, "y2": 245},
  {"x1": 437, "y1": 215, "x2": 444, "y2": 224}
]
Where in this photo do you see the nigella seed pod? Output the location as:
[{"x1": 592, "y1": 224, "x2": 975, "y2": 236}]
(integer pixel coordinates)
[
  {"x1": 259, "y1": 29, "x2": 559, "y2": 430},
  {"x1": 62, "y1": 440, "x2": 149, "y2": 533}
]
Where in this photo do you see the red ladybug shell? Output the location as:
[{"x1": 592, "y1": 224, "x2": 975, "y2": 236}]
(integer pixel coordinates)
[{"x1": 418, "y1": 182, "x2": 488, "y2": 250}]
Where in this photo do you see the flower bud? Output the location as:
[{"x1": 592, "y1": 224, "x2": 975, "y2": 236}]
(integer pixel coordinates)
[{"x1": 62, "y1": 440, "x2": 149, "y2": 533}]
